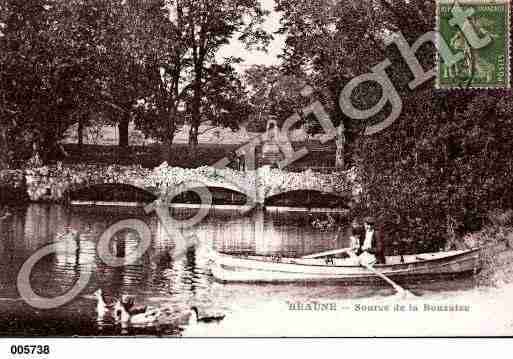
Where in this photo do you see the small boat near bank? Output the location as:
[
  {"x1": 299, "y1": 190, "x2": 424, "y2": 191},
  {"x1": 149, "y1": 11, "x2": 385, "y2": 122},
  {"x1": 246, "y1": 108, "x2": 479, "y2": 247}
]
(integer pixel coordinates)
[{"x1": 211, "y1": 248, "x2": 482, "y2": 283}]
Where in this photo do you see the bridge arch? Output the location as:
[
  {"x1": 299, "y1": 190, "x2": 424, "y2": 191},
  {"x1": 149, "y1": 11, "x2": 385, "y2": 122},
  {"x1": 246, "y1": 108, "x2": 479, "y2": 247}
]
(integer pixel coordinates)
[
  {"x1": 264, "y1": 189, "x2": 349, "y2": 209},
  {"x1": 66, "y1": 183, "x2": 157, "y2": 204},
  {"x1": 171, "y1": 186, "x2": 248, "y2": 205}
]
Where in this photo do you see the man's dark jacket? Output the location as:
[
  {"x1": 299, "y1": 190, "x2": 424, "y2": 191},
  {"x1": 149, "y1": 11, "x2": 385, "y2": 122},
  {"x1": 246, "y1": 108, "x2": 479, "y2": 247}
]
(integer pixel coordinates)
[{"x1": 363, "y1": 230, "x2": 386, "y2": 264}]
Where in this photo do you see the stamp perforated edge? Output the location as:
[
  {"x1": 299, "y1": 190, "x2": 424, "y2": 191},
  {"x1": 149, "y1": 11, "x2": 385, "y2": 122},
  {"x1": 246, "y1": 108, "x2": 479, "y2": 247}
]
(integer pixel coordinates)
[{"x1": 435, "y1": 0, "x2": 511, "y2": 90}]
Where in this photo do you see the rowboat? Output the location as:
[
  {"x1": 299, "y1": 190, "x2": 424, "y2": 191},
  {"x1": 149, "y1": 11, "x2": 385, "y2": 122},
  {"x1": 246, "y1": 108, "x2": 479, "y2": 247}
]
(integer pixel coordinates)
[{"x1": 211, "y1": 248, "x2": 482, "y2": 283}]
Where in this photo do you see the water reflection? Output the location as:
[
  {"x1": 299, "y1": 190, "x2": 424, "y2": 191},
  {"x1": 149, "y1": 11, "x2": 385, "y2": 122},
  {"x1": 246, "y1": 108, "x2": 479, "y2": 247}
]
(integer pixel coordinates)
[{"x1": 0, "y1": 204, "x2": 476, "y2": 337}]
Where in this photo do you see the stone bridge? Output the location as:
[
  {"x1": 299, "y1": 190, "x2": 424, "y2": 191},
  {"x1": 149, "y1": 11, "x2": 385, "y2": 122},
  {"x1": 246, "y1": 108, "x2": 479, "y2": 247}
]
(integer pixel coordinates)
[{"x1": 23, "y1": 164, "x2": 357, "y2": 206}]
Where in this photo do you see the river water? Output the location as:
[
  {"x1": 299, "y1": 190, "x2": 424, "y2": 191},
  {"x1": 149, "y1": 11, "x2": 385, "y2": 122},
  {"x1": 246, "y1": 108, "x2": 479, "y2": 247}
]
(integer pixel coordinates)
[{"x1": 0, "y1": 204, "x2": 485, "y2": 337}]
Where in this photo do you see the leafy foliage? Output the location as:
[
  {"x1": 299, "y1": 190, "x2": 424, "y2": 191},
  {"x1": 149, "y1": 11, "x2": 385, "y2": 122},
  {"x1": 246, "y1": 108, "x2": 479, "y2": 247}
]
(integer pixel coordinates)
[
  {"x1": 244, "y1": 65, "x2": 311, "y2": 132},
  {"x1": 278, "y1": 0, "x2": 513, "y2": 251},
  {"x1": 0, "y1": 0, "x2": 269, "y2": 165},
  {"x1": 0, "y1": 0, "x2": 76, "y2": 166},
  {"x1": 170, "y1": 0, "x2": 272, "y2": 148}
]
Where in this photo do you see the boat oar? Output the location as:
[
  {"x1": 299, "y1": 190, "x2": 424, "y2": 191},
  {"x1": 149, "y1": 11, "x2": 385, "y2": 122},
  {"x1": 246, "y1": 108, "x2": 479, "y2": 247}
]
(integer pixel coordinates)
[
  {"x1": 362, "y1": 263, "x2": 415, "y2": 298},
  {"x1": 301, "y1": 247, "x2": 350, "y2": 259}
]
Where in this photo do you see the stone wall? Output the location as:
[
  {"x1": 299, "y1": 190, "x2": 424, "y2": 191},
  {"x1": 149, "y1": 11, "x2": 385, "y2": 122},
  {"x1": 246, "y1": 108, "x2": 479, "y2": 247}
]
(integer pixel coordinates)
[{"x1": 6, "y1": 163, "x2": 359, "y2": 203}]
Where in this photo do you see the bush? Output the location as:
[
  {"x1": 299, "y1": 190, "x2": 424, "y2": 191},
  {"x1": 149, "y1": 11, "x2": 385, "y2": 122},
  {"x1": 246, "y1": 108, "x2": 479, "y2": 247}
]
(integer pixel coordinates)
[{"x1": 358, "y1": 90, "x2": 513, "y2": 252}]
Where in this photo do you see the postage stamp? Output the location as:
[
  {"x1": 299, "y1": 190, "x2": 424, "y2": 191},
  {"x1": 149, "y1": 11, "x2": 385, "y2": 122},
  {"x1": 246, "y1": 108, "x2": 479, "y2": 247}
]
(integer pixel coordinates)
[{"x1": 436, "y1": 0, "x2": 511, "y2": 89}]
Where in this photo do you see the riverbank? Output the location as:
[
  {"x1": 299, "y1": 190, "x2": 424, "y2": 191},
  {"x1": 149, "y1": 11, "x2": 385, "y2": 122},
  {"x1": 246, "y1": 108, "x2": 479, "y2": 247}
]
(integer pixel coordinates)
[
  {"x1": 0, "y1": 170, "x2": 28, "y2": 203},
  {"x1": 461, "y1": 214, "x2": 513, "y2": 287}
]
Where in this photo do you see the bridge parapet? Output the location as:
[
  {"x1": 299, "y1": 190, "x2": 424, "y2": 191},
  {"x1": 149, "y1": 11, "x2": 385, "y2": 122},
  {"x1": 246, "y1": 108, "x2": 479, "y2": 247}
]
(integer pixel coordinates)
[
  {"x1": 149, "y1": 164, "x2": 354, "y2": 204},
  {"x1": 23, "y1": 163, "x2": 357, "y2": 203},
  {"x1": 25, "y1": 165, "x2": 153, "y2": 202}
]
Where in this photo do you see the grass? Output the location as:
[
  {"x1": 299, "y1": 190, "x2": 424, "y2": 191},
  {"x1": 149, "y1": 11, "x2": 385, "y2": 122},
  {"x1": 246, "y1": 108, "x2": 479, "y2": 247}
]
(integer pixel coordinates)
[
  {"x1": 60, "y1": 143, "x2": 239, "y2": 168},
  {"x1": 58, "y1": 142, "x2": 337, "y2": 170}
]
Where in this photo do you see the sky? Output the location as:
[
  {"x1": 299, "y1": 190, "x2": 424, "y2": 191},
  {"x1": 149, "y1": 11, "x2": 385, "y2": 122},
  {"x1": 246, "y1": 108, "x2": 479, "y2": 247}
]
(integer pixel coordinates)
[{"x1": 217, "y1": 0, "x2": 285, "y2": 72}]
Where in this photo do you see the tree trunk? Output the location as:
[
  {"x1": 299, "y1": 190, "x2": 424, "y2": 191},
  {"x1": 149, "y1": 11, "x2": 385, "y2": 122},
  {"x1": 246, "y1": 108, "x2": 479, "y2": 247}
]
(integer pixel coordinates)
[
  {"x1": 77, "y1": 116, "x2": 84, "y2": 152},
  {"x1": 41, "y1": 131, "x2": 55, "y2": 164},
  {"x1": 0, "y1": 126, "x2": 8, "y2": 169},
  {"x1": 188, "y1": 123, "x2": 198, "y2": 149},
  {"x1": 118, "y1": 114, "x2": 129, "y2": 148},
  {"x1": 160, "y1": 109, "x2": 176, "y2": 164},
  {"x1": 161, "y1": 126, "x2": 175, "y2": 165},
  {"x1": 189, "y1": 67, "x2": 202, "y2": 153},
  {"x1": 161, "y1": 136, "x2": 174, "y2": 165}
]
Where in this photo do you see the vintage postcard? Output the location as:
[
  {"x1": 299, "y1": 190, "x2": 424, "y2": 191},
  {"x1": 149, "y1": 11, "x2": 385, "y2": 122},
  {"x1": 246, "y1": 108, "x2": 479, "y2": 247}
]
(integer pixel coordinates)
[{"x1": 1, "y1": 0, "x2": 513, "y2": 348}]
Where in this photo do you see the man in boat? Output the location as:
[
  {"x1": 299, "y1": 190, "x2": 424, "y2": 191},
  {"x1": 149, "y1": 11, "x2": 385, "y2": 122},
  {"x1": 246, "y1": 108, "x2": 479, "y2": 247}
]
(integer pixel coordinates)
[{"x1": 359, "y1": 216, "x2": 386, "y2": 265}]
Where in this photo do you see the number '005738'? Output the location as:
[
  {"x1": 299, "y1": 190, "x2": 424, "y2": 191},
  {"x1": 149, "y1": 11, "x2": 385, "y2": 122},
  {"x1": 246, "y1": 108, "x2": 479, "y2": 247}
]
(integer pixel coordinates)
[{"x1": 10, "y1": 345, "x2": 50, "y2": 355}]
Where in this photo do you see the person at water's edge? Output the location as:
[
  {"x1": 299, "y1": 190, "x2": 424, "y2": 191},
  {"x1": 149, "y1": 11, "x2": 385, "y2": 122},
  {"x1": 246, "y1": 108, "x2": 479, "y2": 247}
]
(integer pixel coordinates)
[
  {"x1": 335, "y1": 219, "x2": 364, "y2": 255},
  {"x1": 362, "y1": 217, "x2": 386, "y2": 264}
]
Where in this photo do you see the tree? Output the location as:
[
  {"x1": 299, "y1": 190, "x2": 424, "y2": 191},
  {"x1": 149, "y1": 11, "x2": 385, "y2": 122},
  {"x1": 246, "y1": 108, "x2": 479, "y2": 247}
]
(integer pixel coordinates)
[
  {"x1": 244, "y1": 65, "x2": 310, "y2": 133},
  {"x1": 168, "y1": 0, "x2": 272, "y2": 151},
  {"x1": 276, "y1": 0, "x2": 398, "y2": 153},
  {"x1": 129, "y1": 0, "x2": 197, "y2": 162},
  {"x1": 0, "y1": 0, "x2": 271, "y2": 164},
  {"x1": 53, "y1": 0, "x2": 116, "y2": 151},
  {"x1": 0, "y1": 0, "x2": 93, "y2": 164},
  {"x1": 92, "y1": 0, "x2": 166, "y2": 149},
  {"x1": 132, "y1": 0, "x2": 265, "y2": 159},
  {"x1": 185, "y1": 63, "x2": 252, "y2": 137}
]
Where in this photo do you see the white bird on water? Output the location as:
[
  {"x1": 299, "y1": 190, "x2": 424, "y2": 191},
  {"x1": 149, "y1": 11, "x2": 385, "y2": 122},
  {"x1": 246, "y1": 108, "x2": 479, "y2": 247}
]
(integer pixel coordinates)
[
  {"x1": 94, "y1": 289, "x2": 116, "y2": 319},
  {"x1": 180, "y1": 306, "x2": 226, "y2": 336},
  {"x1": 114, "y1": 300, "x2": 162, "y2": 328},
  {"x1": 188, "y1": 306, "x2": 225, "y2": 325}
]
